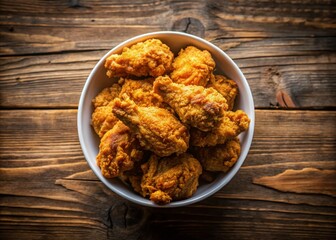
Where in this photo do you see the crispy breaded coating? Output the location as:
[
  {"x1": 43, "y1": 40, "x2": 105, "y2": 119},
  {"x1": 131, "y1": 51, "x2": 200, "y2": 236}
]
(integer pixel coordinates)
[
  {"x1": 104, "y1": 39, "x2": 174, "y2": 78},
  {"x1": 192, "y1": 138, "x2": 241, "y2": 172},
  {"x1": 153, "y1": 76, "x2": 228, "y2": 131},
  {"x1": 190, "y1": 110, "x2": 250, "y2": 147},
  {"x1": 207, "y1": 75, "x2": 238, "y2": 111},
  {"x1": 112, "y1": 94, "x2": 189, "y2": 157},
  {"x1": 91, "y1": 84, "x2": 121, "y2": 137},
  {"x1": 92, "y1": 84, "x2": 121, "y2": 108},
  {"x1": 96, "y1": 121, "x2": 143, "y2": 178},
  {"x1": 140, "y1": 153, "x2": 202, "y2": 204},
  {"x1": 119, "y1": 164, "x2": 144, "y2": 194},
  {"x1": 91, "y1": 104, "x2": 119, "y2": 138},
  {"x1": 119, "y1": 78, "x2": 168, "y2": 108},
  {"x1": 170, "y1": 46, "x2": 215, "y2": 86}
]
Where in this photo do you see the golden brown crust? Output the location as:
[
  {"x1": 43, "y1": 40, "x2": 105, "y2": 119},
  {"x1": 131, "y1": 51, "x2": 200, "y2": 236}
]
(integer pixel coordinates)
[
  {"x1": 190, "y1": 110, "x2": 250, "y2": 147},
  {"x1": 119, "y1": 78, "x2": 169, "y2": 109},
  {"x1": 140, "y1": 153, "x2": 202, "y2": 204},
  {"x1": 112, "y1": 94, "x2": 190, "y2": 157},
  {"x1": 192, "y1": 138, "x2": 241, "y2": 172},
  {"x1": 170, "y1": 46, "x2": 215, "y2": 86},
  {"x1": 92, "y1": 84, "x2": 121, "y2": 108},
  {"x1": 153, "y1": 76, "x2": 228, "y2": 131},
  {"x1": 104, "y1": 39, "x2": 174, "y2": 78},
  {"x1": 91, "y1": 105, "x2": 119, "y2": 138},
  {"x1": 91, "y1": 84, "x2": 121, "y2": 137},
  {"x1": 207, "y1": 74, "x2": 238, "y2": 111},
  {"x1": 96, "y1": 121, "x2": 143, "y2": 178}
]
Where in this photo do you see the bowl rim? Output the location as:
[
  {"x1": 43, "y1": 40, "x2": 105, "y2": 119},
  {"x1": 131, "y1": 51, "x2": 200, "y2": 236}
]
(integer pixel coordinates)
[{"x1": 77, "y1": 31, "x2": 255, "y2": 208}]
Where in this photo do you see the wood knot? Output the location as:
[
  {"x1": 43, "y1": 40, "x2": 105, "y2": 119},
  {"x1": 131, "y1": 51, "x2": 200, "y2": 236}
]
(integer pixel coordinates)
[
  {"x1": 68, "y1": 0, "x2": 91, "y2": 9},
  {"x1": 263, "y1": 66, "x2": 298, "y2": 108},
  {"x1": 172, "y1": 18, "x2": 205, "y2": 38},
  {"x1": 107, "y1": 202, "x2": 148, "y2": 230}
]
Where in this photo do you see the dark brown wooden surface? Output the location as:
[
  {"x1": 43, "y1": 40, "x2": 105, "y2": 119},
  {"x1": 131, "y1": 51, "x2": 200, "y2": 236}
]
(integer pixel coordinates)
[{"x1": 0, "y1": 0, "x2": 335, "y2": 239}]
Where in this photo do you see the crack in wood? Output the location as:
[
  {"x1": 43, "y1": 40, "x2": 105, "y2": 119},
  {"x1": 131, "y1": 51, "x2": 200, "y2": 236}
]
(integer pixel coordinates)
[{"x1": 171, "y1": 17, "x2": 205, "y2": 38}]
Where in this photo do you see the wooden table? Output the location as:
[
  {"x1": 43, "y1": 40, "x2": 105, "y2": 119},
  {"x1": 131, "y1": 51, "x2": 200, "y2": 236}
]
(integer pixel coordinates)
[{"x1": 1, "y1": 1, "x2": 335, "y2": 239}]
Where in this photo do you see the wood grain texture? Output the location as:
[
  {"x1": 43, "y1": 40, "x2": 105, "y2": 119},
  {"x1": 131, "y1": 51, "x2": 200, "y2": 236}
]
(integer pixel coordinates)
[
  {"x1": 1, "y1": 0, "x2": 335, "y2": 55},
  {"x1": 0, "y1": 41, "x2": 335, "y2": 109},
  {"x1": 1, "y1": 0, "x2": 336, "y2": 239},
  {"x1": 0, "y1": 109, "x2": 335, "y2": 239}
]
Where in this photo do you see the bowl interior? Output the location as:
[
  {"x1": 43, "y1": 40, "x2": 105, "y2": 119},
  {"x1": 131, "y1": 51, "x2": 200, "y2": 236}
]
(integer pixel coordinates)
[{"x1": 78, "y1": 31, "x2": 255, "y2": 207}]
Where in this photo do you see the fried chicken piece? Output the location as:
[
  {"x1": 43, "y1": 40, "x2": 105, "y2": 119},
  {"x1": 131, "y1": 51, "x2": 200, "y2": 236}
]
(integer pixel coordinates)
[
  {"x1": 140, "y1": 153, "x2": 202, "y2": 204},
  {"x1": 192, "y1": 138, "x2": 241, "y2": 172},
  {"x1": 92, "y1": 84, "x2": 121, "y2": 108},
  {"x1": 153, "y1": 76, "x2": 228, "y2": 131},
  {"x1": 91, "y1": 84, "x2": 121, "y2": 137},
  {"x1": 207, "y1": 75, "x2": 238, "y2": 111},
  {"x1": 119, "y1": 151, "x2": 151, "y2": 194},
  {"x1": 170, "y1": 46, "x2": 215, "y2": 86},
  {"x1": 104, "y1": 39, "x2": 174, "y2": 78},
  {"x1": 91, "y1": 104, "x2": 119, "y2": 138},
  {"x1": 112, "y1": 94, "x2": 189, "y2": 157},
  {"x1": 119, "y1": 78, "x2": 169, "y2": 109},
  {"x1": 119, "y1": 163, "x2": 144, "y2": 194},
  {"x1": 190, "y1": 110, "x2": 250, "y2": 147},
  {"x1": 96, "y1": 121, "x2": 144, "y2": 178}
]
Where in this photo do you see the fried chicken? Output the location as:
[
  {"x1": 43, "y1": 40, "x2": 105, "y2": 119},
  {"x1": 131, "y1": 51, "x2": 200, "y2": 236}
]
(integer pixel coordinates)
[
  {"x1": 91, "y1": 84, "x2": 121, "y2": 137},
  {"x1": 153, "y1": 76, "x2": 228, "y2": 131},
  {"x1": 140, "y1": 153, "x2": 202, "y2": 204},
  {"x1": 119, "y1": 154, "x2": 150, "y2": 194},
  {"x1": 92, "y1": 84, "x2": 121, "y2": 108},
  {"x1": 119, "y1": 78, "x2": 169, "y2": 109},
  {"x1": 190, "y1": 110, "x2": 250, "y2": 147},
  {"x1": 192, "y1": 138, "x2": 241, "y2": 172},
  {"x1": 112, "y1": 94, "x2": 189, "y2": 157},
  {"x1": 96, "y1": 121, "x2": 144, "y2": 178},
  {"x1": 207, "y1": 75, "x2": 238, "y2": 111},
  {"x1": 91, "y1": 104, "x2": 119, "y2": 138},
  {"x1": 104, "y1": 39, "x2": 174, "y2": 78},
  {"x1": 170, "y1": 46, "x2": 215, "y2": 86}
]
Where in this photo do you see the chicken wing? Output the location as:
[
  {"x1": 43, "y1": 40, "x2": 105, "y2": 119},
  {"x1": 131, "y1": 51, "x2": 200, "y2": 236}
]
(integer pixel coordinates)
[
  {"x1": 153, "y1": 76, "x2": 228, "y2": 131},
  {"x1": 104, "y1": 39, "x2": 174, "y2": 78},
  {"x1": 96, "y1": 121, "x2": 144, "y2": 178},
  {"x1": 190, "y1": 110, "x2": 250, "y2": 147},
  {"x1": 140, "y1": 153, "x2": 202, "y2": 204},
  {"x1": 170, "y1": 46, "x2": 215, "y2": 86},
  {"x1": 192, "y1": 138, "x2": 241, "y2": 172},
  {"x1": 112, "y1": 94, "x2": 189, "y2": 157},
  {"x1": 207, "y1": 74, "x2": 238, "y2": 111}
]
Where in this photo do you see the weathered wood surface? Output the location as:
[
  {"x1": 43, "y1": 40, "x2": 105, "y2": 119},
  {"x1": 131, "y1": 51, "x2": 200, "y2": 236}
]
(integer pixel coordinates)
[
  {"x1": 1, "y1": 0, "x2": 336, "y2": 109},
  {"x1": 1, "y1": 41, "x2": 335, "y2": 108},
  {"x1": 1, "y1": 0, "x2": 336, "y2": 55},
  {"x1": 0, "y1": 0, "x2": 336, "y2": 239},
  {"x1": 0, "y1": 110, "x2": 335, "y2": 239}
]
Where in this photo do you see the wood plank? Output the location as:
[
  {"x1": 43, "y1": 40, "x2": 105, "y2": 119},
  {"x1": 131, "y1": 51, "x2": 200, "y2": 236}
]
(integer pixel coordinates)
[
  {"x1": 0, "y1": 38, "x2": 335, "y2": 108},
  {"x1": 0, "y1": 0, "x2": 335, "y2": 55},
  {"x1": 0, "y1": 109, "x2": 335, "y2": 239}
]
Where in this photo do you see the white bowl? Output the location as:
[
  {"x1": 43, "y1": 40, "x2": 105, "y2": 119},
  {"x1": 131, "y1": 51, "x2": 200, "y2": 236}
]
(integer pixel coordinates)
[{"x1": 77, "y1": 31, "x2": 255, "y2": 208}]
